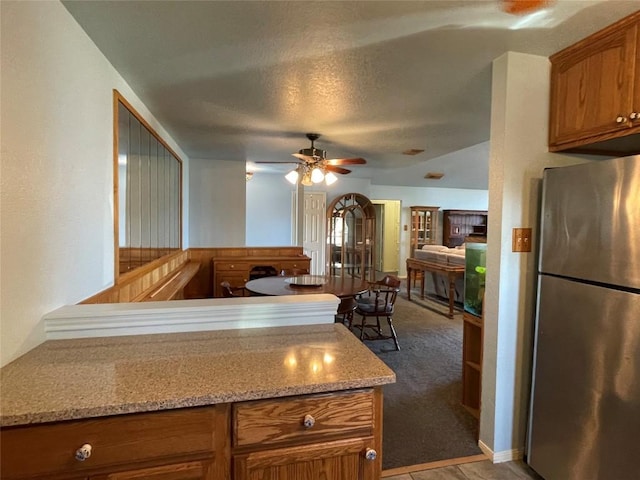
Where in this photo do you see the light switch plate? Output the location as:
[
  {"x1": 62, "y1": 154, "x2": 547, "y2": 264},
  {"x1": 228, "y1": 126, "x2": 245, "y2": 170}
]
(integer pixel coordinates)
[{"x1": 512, "y1": 228, "x2": 532, "y2": 252}]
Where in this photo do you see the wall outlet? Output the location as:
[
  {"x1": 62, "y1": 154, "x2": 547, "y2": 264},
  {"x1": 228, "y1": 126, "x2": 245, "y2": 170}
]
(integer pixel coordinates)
[{"x1": 512, "y1": 228, "x2": 532, "y2": 253}]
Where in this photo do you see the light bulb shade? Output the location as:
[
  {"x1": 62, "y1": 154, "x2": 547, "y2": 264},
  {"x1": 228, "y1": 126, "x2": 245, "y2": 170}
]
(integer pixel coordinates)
[
  {"x1": 325, "y1": 171, "x2": 338, "y2": 185},
  {"x1": 285, "y1": 169, "x2": 299, "y2": 184},
  {"x1": 301, "y1": 171, "x2": 313, "y2": 186},
  {"x1": 311, "y1": 167, "x2": 325, "y2": 183},
  {"x1": 501, "y1": 0, "x2": 549, "y2": 14}
]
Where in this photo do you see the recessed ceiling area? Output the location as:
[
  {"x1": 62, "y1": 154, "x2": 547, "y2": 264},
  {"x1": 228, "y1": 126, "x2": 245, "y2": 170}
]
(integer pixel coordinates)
[{"x1": 61, "y1": 1, "x2": 639, "y2": 190}]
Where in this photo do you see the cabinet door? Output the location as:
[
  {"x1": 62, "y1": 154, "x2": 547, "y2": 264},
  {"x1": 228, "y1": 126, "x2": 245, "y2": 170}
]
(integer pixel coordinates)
[
  {"x1": 0, "y1": 407, "x2": 217, "y2": 480},
  {"x1": 92, "y1": 460, "x2": 214, "y2": 480},
  {"x1": 233, "y1": 437, "x2": 378, "y2": 480},
  {"x1": 549, "y1": 23, "x2": 637, "y2": 147}
]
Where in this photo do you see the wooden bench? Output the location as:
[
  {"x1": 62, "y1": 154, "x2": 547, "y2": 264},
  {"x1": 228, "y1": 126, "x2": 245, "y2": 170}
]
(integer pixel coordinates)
[{"x1": 137, "y1": 262, "x2": 201, "y2": 302}]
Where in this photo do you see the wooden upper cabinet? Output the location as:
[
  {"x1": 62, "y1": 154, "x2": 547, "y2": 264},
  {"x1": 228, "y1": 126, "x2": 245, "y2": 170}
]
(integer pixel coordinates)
[{"x1": 549, "y1": 11, "x2": 640, "y2": 153}]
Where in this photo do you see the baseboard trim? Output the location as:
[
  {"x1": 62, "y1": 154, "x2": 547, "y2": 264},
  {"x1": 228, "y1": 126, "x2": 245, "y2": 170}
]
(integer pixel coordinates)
[
  {"x1": 382, "y1": 454, "x2": 487, "y2": 477},
  {"x1": 478, "y1": 440, "x2": 523, "y2": 463}
]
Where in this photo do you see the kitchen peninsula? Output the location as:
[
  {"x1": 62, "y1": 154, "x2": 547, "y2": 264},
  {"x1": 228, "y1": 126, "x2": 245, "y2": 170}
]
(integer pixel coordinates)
[{"x1": 1, "y1": 323, "x2": 395, "y2": 480}]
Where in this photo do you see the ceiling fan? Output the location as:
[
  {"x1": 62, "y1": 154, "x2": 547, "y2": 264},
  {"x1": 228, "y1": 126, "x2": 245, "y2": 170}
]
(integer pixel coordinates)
[{"x1": 256, "y1": 133, "x2": 366, "y2": 186}]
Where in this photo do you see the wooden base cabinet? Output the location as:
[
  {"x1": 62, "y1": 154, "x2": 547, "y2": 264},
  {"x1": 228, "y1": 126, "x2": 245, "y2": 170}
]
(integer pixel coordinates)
[
  {"x1": 93, "y1": 460, "x2": 215, "y2": 480},
  {"x1": 0, "y1": 406, "x2": 227, "y2": 480},
  {"x1": 1, "y1": 389, "x2": 384, "y2": 480},
  {"x1": 462, "y1": 312, "x2": 483, "y2": 419},
  {"x1": 232, "y1": 388, "x2": 383, "y2": 480},
  {"x1": 213, "y1": 255, "x2": 311, "y2": 298},
  {"x1": 233, "y1": 437, "x2": 377, "y2": 480}
]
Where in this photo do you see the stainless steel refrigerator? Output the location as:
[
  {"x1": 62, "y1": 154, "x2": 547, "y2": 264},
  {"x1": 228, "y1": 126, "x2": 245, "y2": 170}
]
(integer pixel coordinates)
[{"x1": 527, "y1": 155, "x2": 640, "y2": 480}]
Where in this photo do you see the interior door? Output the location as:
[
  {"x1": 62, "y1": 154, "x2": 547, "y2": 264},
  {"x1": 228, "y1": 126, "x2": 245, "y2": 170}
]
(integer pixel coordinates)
[{"x1": 302, "y1": 192, "x2": 326, "y2": 275}]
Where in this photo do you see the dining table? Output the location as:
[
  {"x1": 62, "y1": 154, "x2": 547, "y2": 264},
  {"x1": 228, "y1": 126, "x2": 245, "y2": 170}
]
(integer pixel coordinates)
[{"x1": 245, "y1": 274, "x2": 370, "y2": 299}]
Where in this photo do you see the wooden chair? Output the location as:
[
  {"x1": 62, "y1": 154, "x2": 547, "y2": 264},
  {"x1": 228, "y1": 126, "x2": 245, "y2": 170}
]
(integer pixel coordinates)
[
  {"x1": 220, "y1": 281, "x2": 250, "y2": 298},
  {"x1": 353, "y1": 284, "x2": 400, "y2": 351},
  {"x1": 371, "y1": 274, "x2": 401, "y2": 289},
  {"x1": 335, "y1": 296, "x2": 358, "y2": 326},
  {"x1": 357, "y1": 275, "x2": 401, "y2": 305}
]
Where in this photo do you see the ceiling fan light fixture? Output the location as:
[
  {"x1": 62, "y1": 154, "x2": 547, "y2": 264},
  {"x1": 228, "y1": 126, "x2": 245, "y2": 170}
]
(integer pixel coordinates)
[
  {"x1": 285, "y1": 169, "x2": 299, "y2": 184},
  {"x1": 301, "y1": 170, "x2": 313, "y2": 187},
  {"x1": 311, "y1": 166, "x2": 325, "y2": 183},
  {"x1": 501, "y1": 0, "x2": 550, "y2": 15},
  {"x1": 325, "y1": 171, "x2": 338, "y2": 186}
]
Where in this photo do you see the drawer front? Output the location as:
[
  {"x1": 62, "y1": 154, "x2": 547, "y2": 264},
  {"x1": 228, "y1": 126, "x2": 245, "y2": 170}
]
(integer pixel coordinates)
[
  {"x1": 233, "y1": 389, "x2": 374, "y2": 448},
  {"x1": 1, "y1": 407, "x2": 217, "y2": 479},
  {"x1": 217, "y1": 273, "x2": 248, "y2": 286},
  {"x1": 278, "y1": 260, "x2": 310, "y2": 271},
  {"x1": 215, "y1": 262, "x2": 250, "y2": 272}
]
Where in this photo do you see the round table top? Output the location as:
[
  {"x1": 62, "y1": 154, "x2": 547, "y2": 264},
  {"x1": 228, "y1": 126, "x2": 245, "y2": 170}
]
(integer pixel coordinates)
[{"x1": 245, "y1": 275, "x2": 369, "y2": 298}]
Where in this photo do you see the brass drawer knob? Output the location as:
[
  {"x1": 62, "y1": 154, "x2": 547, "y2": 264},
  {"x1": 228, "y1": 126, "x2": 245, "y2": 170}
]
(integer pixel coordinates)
[
  {"x1": 75, "y1": 443, "x2": 92, "y2": 462},
  {"x1": 303, "y1": 414, "x2": 315, "y2": 428},
  {"x1": 630, "y1": 112, "x2": 639, "y2": 121},
  {"x1": 616, "y1": 115, "x2": 628, "y2": 124},
  {"x1": 365, "y1": 448, "x2": 377, "y2": 461}
]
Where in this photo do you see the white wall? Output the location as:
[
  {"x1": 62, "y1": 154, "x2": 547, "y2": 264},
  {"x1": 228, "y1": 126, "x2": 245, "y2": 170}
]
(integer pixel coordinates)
[
  {"x1": 246, "y1": 173, "x2": 295, "y2": 246},
  {"x1": 243, "y1": 172, "x2": 488, "y2": 274},
  {"x1": 480, "y1": 52, "x2": 593, "y2": 460},
  {"x1": 0, "y1": 1, "x2": 189, "y2": 366},
  {"x1": 370, "y1": 185, "x2": 488, "y2": 275},
  {"x1": 188, "y1": 159, "x2": 246, "y2": 247}
]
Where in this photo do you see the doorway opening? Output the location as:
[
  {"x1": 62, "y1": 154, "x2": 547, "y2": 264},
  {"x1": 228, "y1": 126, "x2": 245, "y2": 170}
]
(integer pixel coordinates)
[{"x1": 372, "y1": 200, "x2": 401, "y2": 279}]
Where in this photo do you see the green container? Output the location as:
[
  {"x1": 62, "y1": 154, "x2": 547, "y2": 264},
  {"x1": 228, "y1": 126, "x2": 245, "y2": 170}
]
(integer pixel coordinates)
[{"x1": 464, "y1": 243, "x2": 487, "y2": 317}]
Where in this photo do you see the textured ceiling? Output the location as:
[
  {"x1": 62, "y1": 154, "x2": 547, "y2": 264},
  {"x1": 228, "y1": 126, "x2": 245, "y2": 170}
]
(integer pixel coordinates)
[{"x1": 62, "y1": 1, "x2": 639, "y2": 189}]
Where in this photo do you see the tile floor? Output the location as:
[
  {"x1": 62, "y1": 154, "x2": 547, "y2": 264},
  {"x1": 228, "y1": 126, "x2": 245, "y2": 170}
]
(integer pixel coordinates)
[{"x1": 384, "y1": 459, "x2": 544, "y2": 480}]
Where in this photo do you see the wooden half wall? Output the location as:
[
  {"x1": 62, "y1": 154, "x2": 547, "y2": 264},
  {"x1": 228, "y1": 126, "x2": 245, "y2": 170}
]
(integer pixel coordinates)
[{"x1": 81, "y1": 247, "x2": 308, "y2": 304}]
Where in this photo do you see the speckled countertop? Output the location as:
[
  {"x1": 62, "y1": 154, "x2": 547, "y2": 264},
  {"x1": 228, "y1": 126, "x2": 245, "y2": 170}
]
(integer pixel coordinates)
[{"x1": 0, "y1": 323, "x2": 395, "y2": 427}]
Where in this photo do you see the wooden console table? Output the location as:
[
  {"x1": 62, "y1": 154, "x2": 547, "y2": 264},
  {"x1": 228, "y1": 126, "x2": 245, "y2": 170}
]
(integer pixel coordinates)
[{"x1": 406, "y1": 258, "x2": 465, "y2": 318}]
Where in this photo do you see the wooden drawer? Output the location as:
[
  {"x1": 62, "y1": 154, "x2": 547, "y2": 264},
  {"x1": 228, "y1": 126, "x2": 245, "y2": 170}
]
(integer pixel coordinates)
[
  {"x1": 214, "y1": 262, "x2": 250, "y2": 272},
  {"x1": 278, "y1": 260, "x2": 310, "y2": 271},
  {"x1": 233, "y1": 389, "x2": 374, "y2": 448},
  {"x1": 0, "y1": 407, "x2": 217, "y2": 479},
  {"x1": 216, "y1": 273, "x2": 248, "y2": 286}
]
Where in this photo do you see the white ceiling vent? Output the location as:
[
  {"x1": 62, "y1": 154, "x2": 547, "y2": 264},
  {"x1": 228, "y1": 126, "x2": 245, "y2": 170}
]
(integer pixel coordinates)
[
  {"x1": 402, "y1": 149, "x2": 425, "y2": 156},
  {"x1": 424, "y1": 172, "x2": 444, "y2": 180}
]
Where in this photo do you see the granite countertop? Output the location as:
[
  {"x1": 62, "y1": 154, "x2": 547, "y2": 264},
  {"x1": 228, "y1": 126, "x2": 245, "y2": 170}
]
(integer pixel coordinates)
[{"x1": 0, "y1": 323, "x2": 395, "y2": 427}]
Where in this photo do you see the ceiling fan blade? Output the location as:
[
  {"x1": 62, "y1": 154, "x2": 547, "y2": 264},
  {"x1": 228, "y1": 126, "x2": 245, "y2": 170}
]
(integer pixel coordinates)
[
  {"x1": 292, "y1": 153, "x2": 316, "y2": 162},
  {"x1": 325, "y1": 165, "x2": 351, "y2": 175},
  {"x1": 255, "y1": 161, "x2": 300, "y2": 165},
  {"x1": 325, "y1": 157, "x2": 367, "y2": 166}
]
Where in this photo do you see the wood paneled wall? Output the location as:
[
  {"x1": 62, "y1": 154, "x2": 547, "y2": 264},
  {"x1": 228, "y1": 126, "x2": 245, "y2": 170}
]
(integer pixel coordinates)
[
  {"x1": 81, "y1": 247, "x2": 306, "y2": 304},
  {"x1": 186, "y1": 247, "x2": 306, "y2": 299}
]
